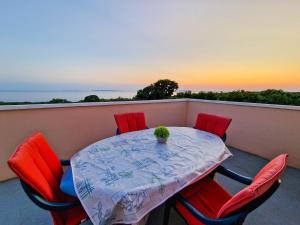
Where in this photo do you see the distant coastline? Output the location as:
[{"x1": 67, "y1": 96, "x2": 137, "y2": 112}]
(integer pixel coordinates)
[
  {"x1": 0, "y1": 90, "x2": 137, "y2": 102},
  {"x1": 0, "y1": 89, "x2": 132, "y2": 92},
  {"x1": 0, "y1": 89, "x2": 299, "y2": 106}
]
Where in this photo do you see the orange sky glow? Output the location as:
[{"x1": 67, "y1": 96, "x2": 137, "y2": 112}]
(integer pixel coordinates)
[{"x1": 0, "y1": 1, "x2": 299, "y2": 91}]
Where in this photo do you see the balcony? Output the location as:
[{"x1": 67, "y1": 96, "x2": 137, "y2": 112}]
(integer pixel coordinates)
[{"x1": 0, "y1": 99, "x2": 299, "y2": 225}]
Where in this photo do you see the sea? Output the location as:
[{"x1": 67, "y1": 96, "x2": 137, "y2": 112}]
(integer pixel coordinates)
[{"x1": 0, "y1": 90, "x2": 137, "y2": 102}]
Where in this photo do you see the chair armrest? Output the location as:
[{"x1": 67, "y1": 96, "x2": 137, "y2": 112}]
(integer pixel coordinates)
[
  {"x1": 177, "y1": 194, "x2": 246, "y2": 225},
  {"x1": 60, "y1": 159, "x2": 70, "y2": 166},
  {"x1": 215, "y1": 166, "x2": 253, "y2": 185},
  {"x1": 20, "y1": 180, "x2": 80, "y2": 211}
]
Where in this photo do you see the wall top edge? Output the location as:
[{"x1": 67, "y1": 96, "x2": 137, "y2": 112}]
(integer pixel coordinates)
[
  {"x1": 0, "y1": 99, "x2": 188, "y2": 111},
  {"x1": 0, "y1": 98, "x2": 299, "y2": 111},
  {"x1": 188, "y1": 99, "x2": 300, "y2": 111}
]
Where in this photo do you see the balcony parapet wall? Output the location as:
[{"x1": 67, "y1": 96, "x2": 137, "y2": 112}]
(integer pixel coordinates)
[
  {"x1": 0, "y1": 99, "x2": 299, "y2": 181},
  {"x1": 186, "y1": 99, "x2": 300, "y2": 170}
]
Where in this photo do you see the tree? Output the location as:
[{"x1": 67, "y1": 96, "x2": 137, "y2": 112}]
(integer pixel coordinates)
[
  {"x1": 135, "y1": 79, "x2": 179, "y2": 100},
  {"x1": 82, "y1": 95, "x2": 100, "y2": 102}
]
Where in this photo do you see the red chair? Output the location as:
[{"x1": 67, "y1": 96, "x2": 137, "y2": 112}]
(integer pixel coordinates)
[
  {"x1": 7, "y1": 133, "x2": 88, "y2": 225},
  {"x1": 114, "y1": 112, "x2": 148, "y2": 134},
  {"x1": 164, "y1": 154, "x2": 288, "y2": 225},
  {"x1": 194, "y1": 113, "x2": 232, "y2": 142}
]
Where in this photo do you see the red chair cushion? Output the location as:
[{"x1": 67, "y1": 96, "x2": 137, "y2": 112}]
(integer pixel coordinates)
[
  {"x1": 7, "y1": 133, "x2": 87, "y2": 225},
  {"x1": 217, "y1": 154, "x2": 288, "y2": 218},
  {"x1": 194, "y1": 113, "x2": 232, "y2": 138},
  {"x1": 114, "y1": 112, "x2": 147, "y2": 134},
  {"x1": 176, "y1": 176, "x2": 232, "y2": 225}
]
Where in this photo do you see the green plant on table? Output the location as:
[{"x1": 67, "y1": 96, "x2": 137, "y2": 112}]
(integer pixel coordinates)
[{"x1": 154, "y1": 126, "x2": 170, "y2": 139}]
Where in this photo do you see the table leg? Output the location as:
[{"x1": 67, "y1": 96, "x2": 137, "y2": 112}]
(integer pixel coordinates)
[{"x1": 163, "y1": 196, "x2": 176, "y2": 225}]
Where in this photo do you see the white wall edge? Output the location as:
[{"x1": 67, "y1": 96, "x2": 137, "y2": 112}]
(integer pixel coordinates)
[
  {"x1": 0, "y1": 98, "x2": 299, "y2": 111},
  {"x1": 187, "y1": 99, "x2": 300, "y2": 111},
  {"x1": 0, "y1": 99, "x2": 188, "y2": 111}
]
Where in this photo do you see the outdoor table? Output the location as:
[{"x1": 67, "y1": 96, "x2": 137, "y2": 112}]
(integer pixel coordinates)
[{"x1": 61, "y1": 127, "x2": 232, "y2": 225}]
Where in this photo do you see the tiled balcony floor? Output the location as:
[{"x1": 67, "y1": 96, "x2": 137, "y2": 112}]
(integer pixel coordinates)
[{"x1": 1, "y1": 148, "x2": 299, "y2": 225}]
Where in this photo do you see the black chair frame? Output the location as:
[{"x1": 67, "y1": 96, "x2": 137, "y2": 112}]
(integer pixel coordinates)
[
  {"x1": 164, "y1": 165, "x2": 281, "y2": 225},
  {"x1": 20, "y1": 159, "x2": 81, "y2": 211},
  {"x1": 221, "y1": 133, "x2": 227, "y2": 142}
]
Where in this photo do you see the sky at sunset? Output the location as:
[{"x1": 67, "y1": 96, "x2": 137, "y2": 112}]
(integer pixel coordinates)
[{"x1": 0, "y1": 1, "x2": 299, "y2": 91}]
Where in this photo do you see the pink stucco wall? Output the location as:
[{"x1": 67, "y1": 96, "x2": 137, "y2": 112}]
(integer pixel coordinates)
[
  {"x1": 187, "y1": 99, "x2": 300, "y2": 169},
  {"x1": 0, "y1": 99, "x2": 299, "y2": 181},
  {"x1": 0, "y1": 100, "x2": 187, "y2": 181}
]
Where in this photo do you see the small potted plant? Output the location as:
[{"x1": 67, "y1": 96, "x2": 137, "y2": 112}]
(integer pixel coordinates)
[{"x1": 154, "y1": 126, "x2": 170, "y2": 143}]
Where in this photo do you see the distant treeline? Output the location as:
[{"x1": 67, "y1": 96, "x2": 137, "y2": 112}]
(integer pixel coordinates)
[
  {"x1": 1, "y1": 89, "x2": 300, "y2": 106},
  {"x1": 176, "y1": 89, "x2": 300, "y2": 106},
  {"x1": 0, "y1": 79, "x2": 299, "y2": 106},
  {"x1": 0, "y1": 96, "x2": 133, "y2": 105}
]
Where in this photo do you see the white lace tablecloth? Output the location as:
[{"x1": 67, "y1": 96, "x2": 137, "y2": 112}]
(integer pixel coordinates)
[{"x1": 71, "y1": 127, "x2": 232, "y2": 225}]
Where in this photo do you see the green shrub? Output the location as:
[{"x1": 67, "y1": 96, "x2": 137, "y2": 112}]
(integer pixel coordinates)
[
  {"x1": 154, "y1": 126, "x2": 170, "y2": 138},
  {"x1": 82, "y1": 95, "x2": 100, "y2": 102}
]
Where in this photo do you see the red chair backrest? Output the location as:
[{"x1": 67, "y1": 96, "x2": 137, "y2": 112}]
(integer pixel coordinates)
[
  {"x1": 7, "y1": 133, "x2": 80, "y2": 225},
  {"x1": 114, "y1": 112, "x2": 147, "y2": 134},
  {"x1": 195, "y1": 113, "x2": 232, "y2": 138},
  {"x1": 217, "y1": 154, "x2": 288, "y2": 218},
  {"x1": 7, "y1": 132, "x2": 66, "y2": 202}
]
